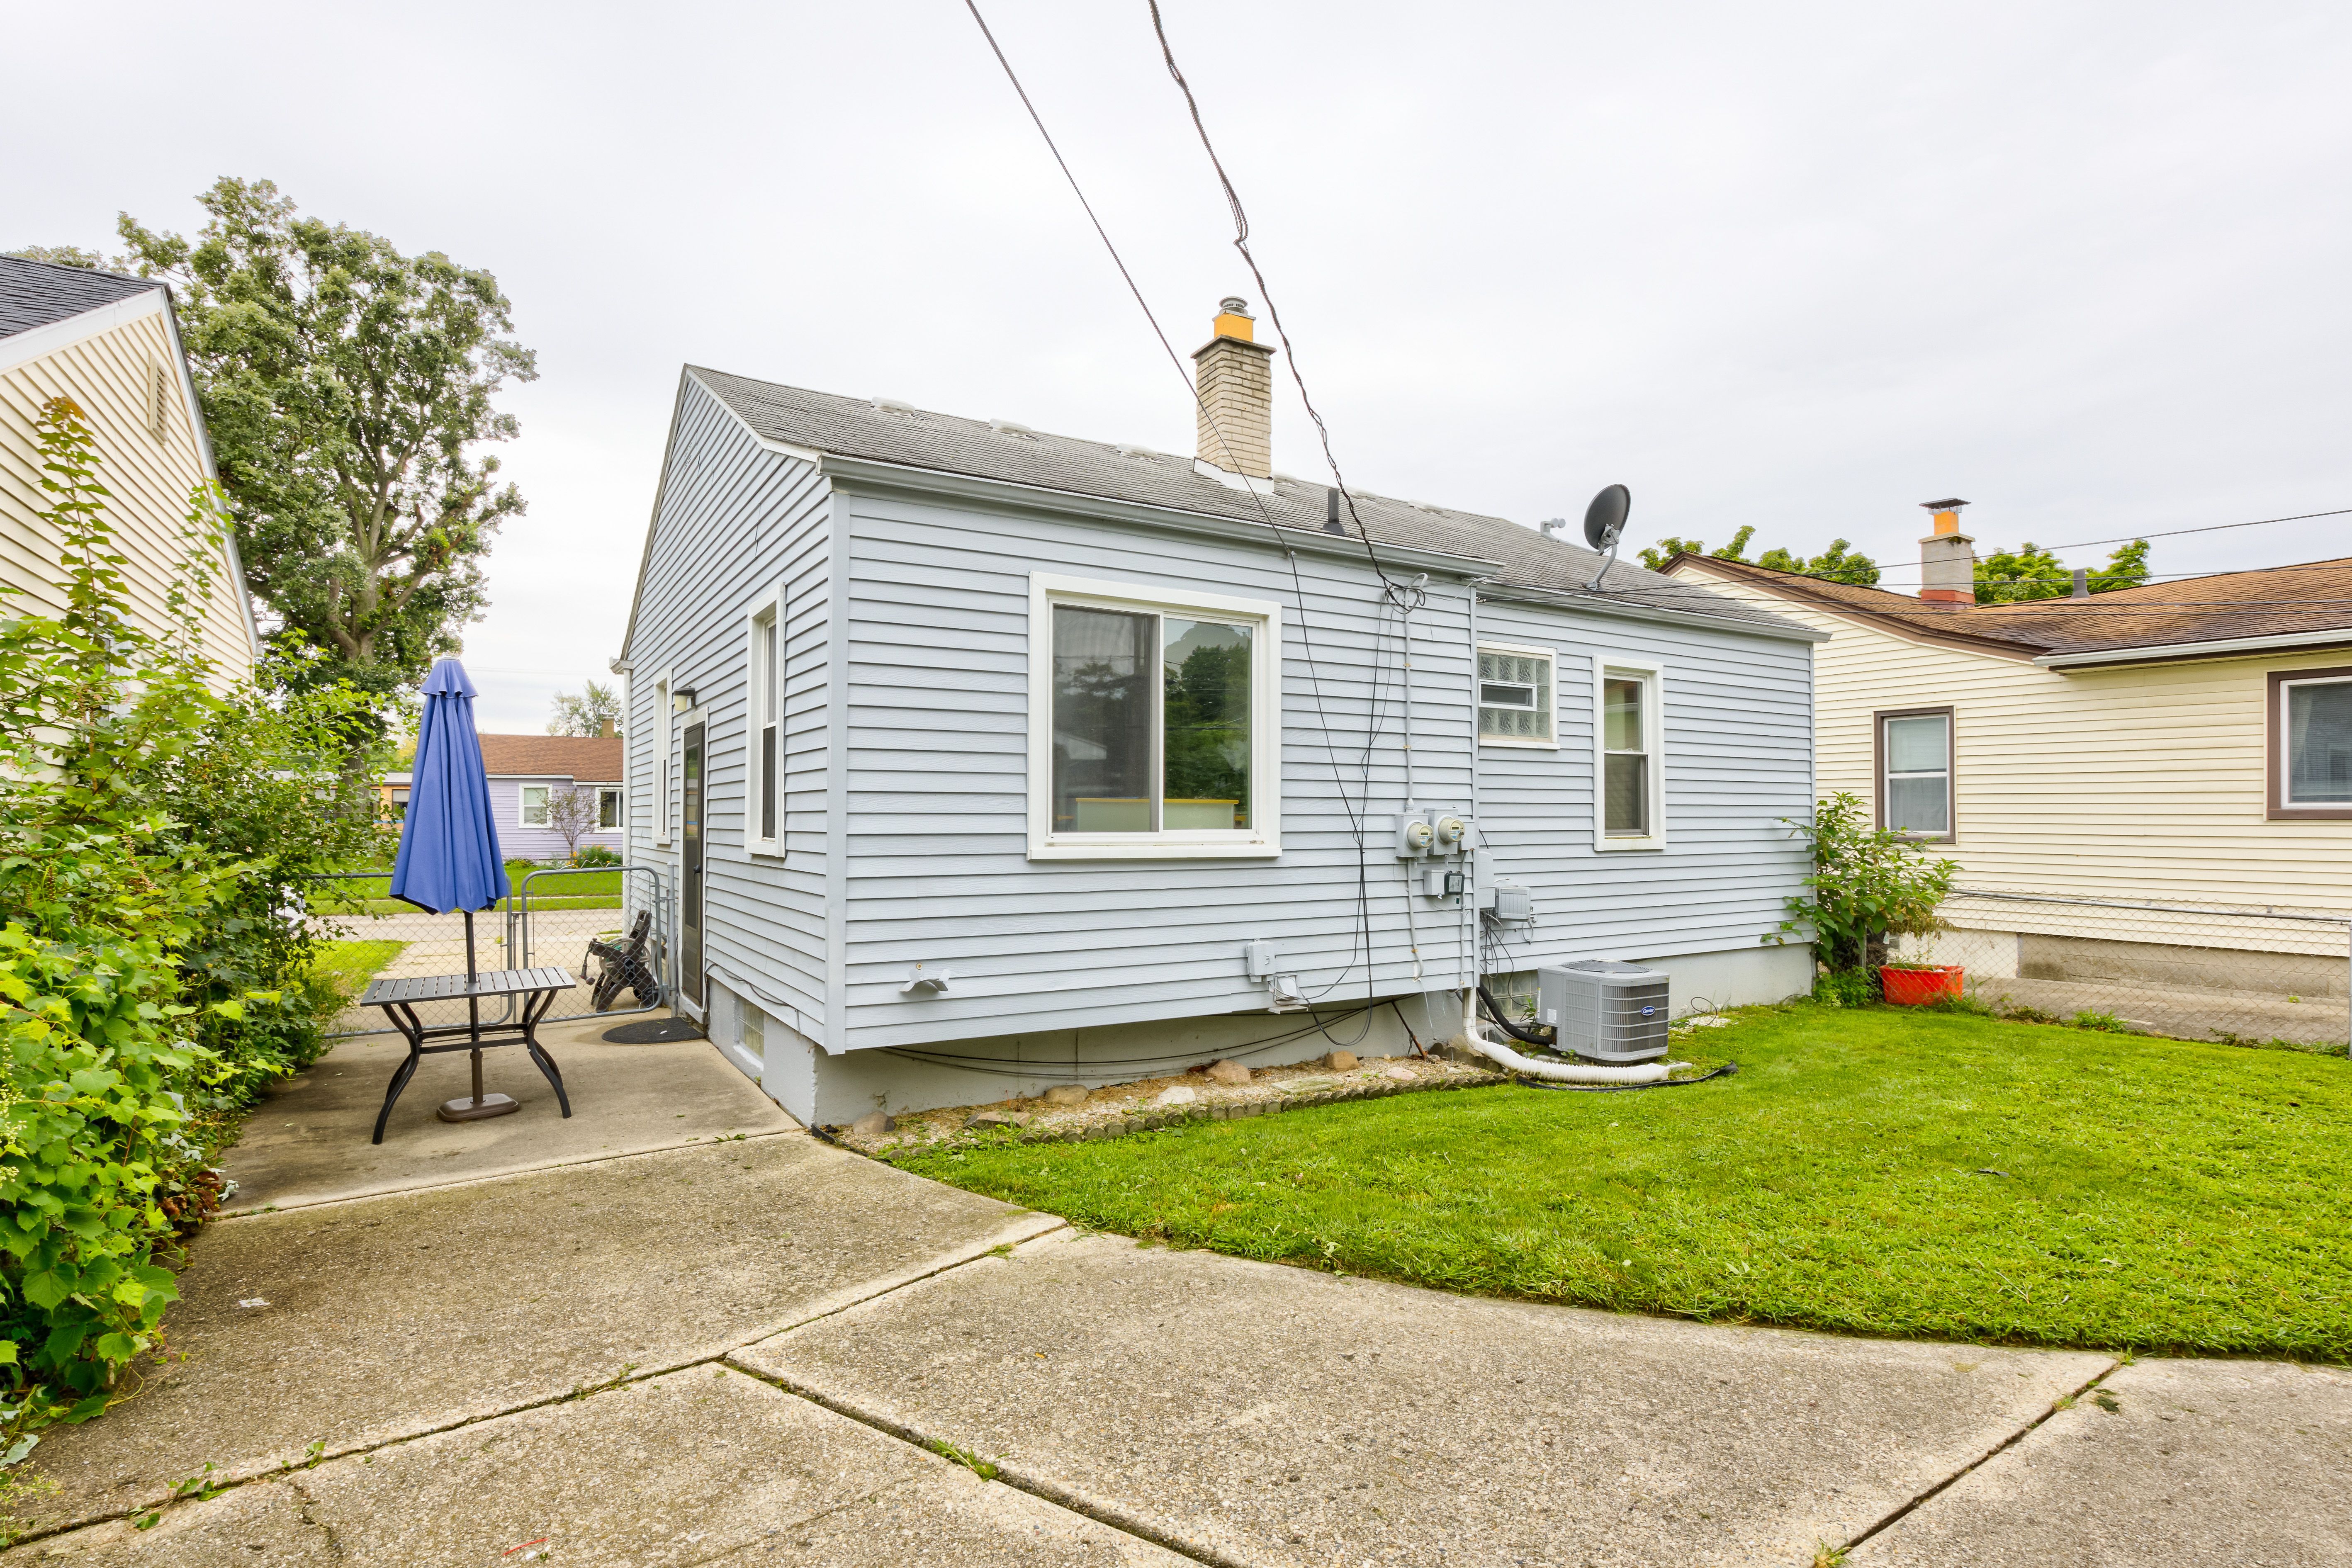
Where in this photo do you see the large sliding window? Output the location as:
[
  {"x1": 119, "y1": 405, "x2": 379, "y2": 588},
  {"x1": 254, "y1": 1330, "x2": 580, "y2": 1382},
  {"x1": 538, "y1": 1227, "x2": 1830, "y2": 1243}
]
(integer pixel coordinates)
[
  {"x1": 1592, "y1": 656, "x2": 1666, "y2": 850},
  {"x1": 2270, "y1": 668, "x2": 2352, "y2": 820},
  {"x1": 1029, "y1": 574, "x2": 1281, "y2": 859},
  {"x1": 1876, "y1": 707, "x2": 1954, "y2": 841}
]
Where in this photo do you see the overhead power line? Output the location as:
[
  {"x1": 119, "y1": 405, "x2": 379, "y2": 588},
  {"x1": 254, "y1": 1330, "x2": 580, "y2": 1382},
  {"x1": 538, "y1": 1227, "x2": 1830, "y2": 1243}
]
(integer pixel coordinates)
[{"x1": 2042, "y1": 506, "x2": 2352, "y2": 552}]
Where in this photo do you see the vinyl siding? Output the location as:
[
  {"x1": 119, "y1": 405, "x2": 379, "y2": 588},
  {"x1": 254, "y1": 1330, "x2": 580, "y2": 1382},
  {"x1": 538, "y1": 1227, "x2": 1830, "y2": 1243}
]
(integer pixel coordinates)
[
  {"x1": 1676, "y1": 561, "x2": 2352, "y2": 933},
  {"x1": 624, "y1": 374, "x2": 832, "y2": 1038},
  {"x1": 832, "y1": 484, "x2": 1479, "y2": 1051},
  {"x1": 1472, "y1": 596, "x2": 1816, "y2": 968},
  {"x1": 487, "y1": 775, "x2": 625, "y2": 861},
  {"x1": 0, "y1": 305, "x2": 254, "y2": 682}
]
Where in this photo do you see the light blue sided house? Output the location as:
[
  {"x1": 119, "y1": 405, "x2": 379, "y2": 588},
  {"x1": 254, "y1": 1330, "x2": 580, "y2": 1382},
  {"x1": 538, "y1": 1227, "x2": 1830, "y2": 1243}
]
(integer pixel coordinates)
[{"x1": 614, "y1": 300, "x2": 1824, "y2": 1125}]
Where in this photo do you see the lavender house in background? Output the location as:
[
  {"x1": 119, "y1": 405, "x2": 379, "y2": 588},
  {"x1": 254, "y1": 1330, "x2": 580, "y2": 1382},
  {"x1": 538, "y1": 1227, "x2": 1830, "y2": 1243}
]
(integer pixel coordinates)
[{"x1": 386, "y1": 732, "x2": 625, "y2": 862}]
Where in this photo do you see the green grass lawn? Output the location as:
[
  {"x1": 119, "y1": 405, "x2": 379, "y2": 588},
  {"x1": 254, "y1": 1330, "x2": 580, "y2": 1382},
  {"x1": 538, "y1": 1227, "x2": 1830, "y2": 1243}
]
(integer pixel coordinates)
[
  {"x1": 309, "y1": 862, "x2": 623, "y2": 914},
  {"x1": 308, "y1": 938, "x2": 407, "y2": 1000},
  {"x1": 890, "y1": 1004, "x2": 2352, "y2": 1359}
]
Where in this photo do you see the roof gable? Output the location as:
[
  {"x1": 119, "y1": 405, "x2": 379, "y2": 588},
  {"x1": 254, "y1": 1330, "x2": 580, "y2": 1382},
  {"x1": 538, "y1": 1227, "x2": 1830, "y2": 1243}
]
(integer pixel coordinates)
[{"x1": 0, "y1": 255, "x2": 160, "y2": 339}]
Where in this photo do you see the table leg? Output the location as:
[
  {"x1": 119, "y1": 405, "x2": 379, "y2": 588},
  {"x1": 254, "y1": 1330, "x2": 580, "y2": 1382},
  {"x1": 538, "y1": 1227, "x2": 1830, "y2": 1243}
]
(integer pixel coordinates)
[
  {"x1": 372, "y1": 1002, "x2": 427, "y2": 1145},
  {"x1": 521, "y1": 989, "x2": 572, "y2": 1118}
]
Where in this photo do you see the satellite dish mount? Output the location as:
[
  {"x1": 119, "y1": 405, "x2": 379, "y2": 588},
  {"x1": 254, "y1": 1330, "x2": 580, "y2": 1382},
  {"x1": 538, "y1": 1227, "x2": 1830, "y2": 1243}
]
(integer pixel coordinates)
[{"x1": 1582, "y1": 484, "x2": 1631, "y2": 591}]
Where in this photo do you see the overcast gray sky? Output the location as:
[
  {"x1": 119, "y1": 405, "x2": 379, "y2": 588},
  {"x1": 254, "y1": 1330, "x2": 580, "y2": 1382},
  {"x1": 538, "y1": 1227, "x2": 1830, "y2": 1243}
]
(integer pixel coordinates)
[{"x1": 11, "y1": 1, "x2": 2350, "y2": 732}]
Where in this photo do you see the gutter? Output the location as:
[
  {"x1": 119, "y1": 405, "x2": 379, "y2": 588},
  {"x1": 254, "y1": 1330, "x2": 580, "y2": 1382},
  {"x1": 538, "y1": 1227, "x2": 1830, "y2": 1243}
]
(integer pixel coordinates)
[
  {"x1": 817, "y1": 453, "x2": 1501, "y2": 579},
  {"x1": 1476, "y1": 580, "x2": 1831, "y2": 644},
  {"x1": 2033, "y1": 626, "x2": 2352, "y2": 670}
]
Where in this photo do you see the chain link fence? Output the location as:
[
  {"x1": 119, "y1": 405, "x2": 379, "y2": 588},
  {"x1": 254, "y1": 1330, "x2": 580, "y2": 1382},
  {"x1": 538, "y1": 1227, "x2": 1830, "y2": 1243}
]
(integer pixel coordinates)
[
  {"x1": 1890, "y1": 887, "x2": 2352, "y2": 1050},
  {"x1": 312, "y1": 865, "x2": 670, "y2": 1040}
]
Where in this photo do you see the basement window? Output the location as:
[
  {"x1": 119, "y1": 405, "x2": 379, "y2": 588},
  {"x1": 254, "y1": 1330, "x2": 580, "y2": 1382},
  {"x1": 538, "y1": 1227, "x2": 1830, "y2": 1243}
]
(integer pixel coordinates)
[
  {"x1": 1028, "y1": 573, "x2": 1282, "y2": 859},
  {"x1": 1478, "y1": 644, "x2": 1556, "y2": 747}
]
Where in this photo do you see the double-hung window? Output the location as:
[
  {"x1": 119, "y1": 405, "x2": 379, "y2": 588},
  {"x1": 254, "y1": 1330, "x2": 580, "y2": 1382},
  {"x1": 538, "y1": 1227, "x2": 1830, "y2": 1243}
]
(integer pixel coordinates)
[
  {"x1": 1877, "y1": 707, "x2": 1954, "y2": 841},
  {"x1": 1478, "y1": 644, "x2": 1556, "y2": 746},
  {"x1": 1028, "y1": 573, "x2": 1282, "y2": 859},
  {"x1": 520, "y1": 784, "x2": 552, "y2": 827},
  {"x1": 746, "y1": 592, "x2": 784, "y2": 854},
  {"x1": 2271, "y1": 668, "x2": 2352, "y2": 820},
  {"x1": 1593, "y1": 657, "x2": 1666, "y2": 850}
]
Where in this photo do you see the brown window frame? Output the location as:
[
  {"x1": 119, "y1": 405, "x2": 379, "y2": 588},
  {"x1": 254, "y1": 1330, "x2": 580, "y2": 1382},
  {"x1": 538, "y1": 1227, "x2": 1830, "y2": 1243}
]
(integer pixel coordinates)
[
  {"x1": 1874, "y1": 705, "x2": 1955, "y2": 844},
  {"x1": 2267, "y1": 665, "x2": 2352, "y2": 821}
]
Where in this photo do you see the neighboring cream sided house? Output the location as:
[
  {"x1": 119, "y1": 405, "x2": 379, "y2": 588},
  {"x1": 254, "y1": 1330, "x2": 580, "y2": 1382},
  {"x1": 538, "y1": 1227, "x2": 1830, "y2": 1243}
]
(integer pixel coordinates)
[
  {"x1": 1666, "y1": 502, "x2": 2352, "y2": 1008},
  {"x1": 0, "y1": 255, "x2": 260, "y2": 680}
]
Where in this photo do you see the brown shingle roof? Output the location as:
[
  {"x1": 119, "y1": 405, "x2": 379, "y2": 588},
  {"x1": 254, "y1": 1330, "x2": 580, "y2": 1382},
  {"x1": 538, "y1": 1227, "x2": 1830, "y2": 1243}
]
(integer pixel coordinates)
[
  {"x1": 1670, "y1": 554, "x2": 2352, "y2": 659},
  {"x1": 477, "y1": 734, "x2": 623, "y2": 781}
]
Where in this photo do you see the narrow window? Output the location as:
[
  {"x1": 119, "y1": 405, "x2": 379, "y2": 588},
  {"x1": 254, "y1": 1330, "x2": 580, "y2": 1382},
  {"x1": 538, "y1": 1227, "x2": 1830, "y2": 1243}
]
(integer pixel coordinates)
[
  {"x1": 1602, "y1": 676, "x2": 1651, "y2": 836},
  {"x1": 1478, "y1": 646, "x2": 1555, "y2": 744},
  {"x1": 521, "y1": 784, "x2": 550, "y2": 827},
  {"x1": 2284, "y1": 675, "x2": 2352, "y2": 807},
  {"x1": 1880, "y1": 711, "x2": 1953, "y2": 838},
  {"x1": 147, "y1": 359, "x2": 171, "y2": 442},
  {"x1": 756, "y1": 611, "x2": 779, "y2": 841},
  {"x1": 654, "y1": 677, "x2": 673, "y2": 846}
]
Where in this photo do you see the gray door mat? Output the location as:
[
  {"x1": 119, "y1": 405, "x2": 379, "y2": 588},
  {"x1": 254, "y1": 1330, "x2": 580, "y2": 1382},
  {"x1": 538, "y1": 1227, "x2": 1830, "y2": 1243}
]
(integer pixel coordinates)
[{"x1": 601, "y1": 1016, "x2": 707, "y2": 1044}]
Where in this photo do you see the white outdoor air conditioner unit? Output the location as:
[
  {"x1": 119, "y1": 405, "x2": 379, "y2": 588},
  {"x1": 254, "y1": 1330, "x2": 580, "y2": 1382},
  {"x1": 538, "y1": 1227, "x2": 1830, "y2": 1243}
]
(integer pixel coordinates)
[{"x1": 1537, "y1": 960, "x2": 1670, "y2": 1063}]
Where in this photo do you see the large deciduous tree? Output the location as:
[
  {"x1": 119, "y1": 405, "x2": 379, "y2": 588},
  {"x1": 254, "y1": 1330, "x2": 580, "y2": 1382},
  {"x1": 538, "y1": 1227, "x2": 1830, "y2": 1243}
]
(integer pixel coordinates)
[
  {"x1": 117, "y1": 178, "x2": 537, "y2": 696},
  {"x1": 548, "y1": 679, "x2": 622, "y2": 737}
]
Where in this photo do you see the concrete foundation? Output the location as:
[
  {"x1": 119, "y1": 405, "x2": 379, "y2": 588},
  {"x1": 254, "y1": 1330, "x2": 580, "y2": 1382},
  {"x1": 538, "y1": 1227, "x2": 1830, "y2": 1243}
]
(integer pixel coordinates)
[{"x1": 712, "y1": 941, "x2": 1812, "y2": 1126}]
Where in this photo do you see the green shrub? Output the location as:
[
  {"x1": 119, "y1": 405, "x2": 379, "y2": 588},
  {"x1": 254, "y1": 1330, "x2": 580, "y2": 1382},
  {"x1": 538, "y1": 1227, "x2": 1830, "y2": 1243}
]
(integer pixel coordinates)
[
  {"x1": 0, "y1": 397, "x2": 388, "y2": 1434},
  {"x1": 1812, "y1": 968, "x2": 1878, "y2": 1008},
  {"x1": 1767, "y1": 792, "x2": 1959, "y2": 971}
]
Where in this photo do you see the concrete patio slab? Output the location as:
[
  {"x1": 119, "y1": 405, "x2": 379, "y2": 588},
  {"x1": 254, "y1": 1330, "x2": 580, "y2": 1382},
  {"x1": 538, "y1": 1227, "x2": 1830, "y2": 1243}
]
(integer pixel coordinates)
[
  {"x1": 9, "y1": 1366, "x2": 1181, "y2": 1566},
  {"x1": 1853, "y1": 1357, "x2": 2352, "y2": 1566},
  {"x1": 736, "y1": 1229, "x2": 2114, "y2": 1568},
  {"x1": 223, "y1": 1016, "x2": 791, "y2": 1213},
  {"x1": 15, "y1": 1136, "x2": 1059, "y2": 1540}
]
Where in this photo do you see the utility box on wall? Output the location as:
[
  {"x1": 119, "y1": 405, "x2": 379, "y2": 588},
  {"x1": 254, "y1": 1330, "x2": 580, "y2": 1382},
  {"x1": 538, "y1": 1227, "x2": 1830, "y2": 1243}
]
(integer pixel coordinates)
[{"x1": 1538, "y1": 959, "x2": 1670, "y2": 1062}]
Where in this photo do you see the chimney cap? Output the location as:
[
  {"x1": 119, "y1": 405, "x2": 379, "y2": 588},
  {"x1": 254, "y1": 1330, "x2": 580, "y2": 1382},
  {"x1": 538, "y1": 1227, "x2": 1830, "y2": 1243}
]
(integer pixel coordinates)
[
  {"x1": 1219, "y1": 296, "x2": 1251, "y2": 315},
  {"x1": 1919, "y1": 498, "x2": 1970, "y2": 511}
]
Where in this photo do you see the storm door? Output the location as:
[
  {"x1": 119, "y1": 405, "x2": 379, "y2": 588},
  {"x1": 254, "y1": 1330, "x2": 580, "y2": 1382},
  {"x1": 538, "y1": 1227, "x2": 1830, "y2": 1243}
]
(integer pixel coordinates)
[{"x1": 681, "y1": 719, "x2": 705, "y2": 1006}]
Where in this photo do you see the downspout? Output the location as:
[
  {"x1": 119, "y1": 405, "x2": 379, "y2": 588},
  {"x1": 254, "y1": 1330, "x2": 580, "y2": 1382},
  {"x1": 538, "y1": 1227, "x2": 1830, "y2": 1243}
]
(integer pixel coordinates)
[
  {"x1": 1461, "y1": 578, "x2": 1486, "y2": 1042},
  {"x1": 1398, "y1": 581, "x2": 1424, "y2": 998}
]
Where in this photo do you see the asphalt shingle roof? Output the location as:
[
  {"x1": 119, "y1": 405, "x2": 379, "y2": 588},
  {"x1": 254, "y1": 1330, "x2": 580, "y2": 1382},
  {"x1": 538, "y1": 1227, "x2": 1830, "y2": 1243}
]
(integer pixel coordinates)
[
  {"x1": 0, "y1": 255, "x2": 160, "y2": 339},
  {"x1": 1677, "y1": 553, "x2": 2352, "y2": 657},
  {"x1": 477, "y1": 734, "x2": 623, "y2": 782},
  {"x1": 689, "y1": 367, "x2": 1797, "y2": 631}
]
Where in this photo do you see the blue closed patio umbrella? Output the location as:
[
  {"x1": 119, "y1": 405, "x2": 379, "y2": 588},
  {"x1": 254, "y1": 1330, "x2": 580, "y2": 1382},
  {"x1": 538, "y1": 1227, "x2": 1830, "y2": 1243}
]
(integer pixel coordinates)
[{"x1": 390, "y1": 658, "x2": 518, "y2": 1122}]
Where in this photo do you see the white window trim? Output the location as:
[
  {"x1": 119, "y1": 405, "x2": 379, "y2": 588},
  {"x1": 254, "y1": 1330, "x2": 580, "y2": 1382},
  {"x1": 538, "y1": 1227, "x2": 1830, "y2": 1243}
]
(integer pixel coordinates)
[
  {"x1": 744, "y1": 582, "x2": 786, "y2": 858},
  {"x1": 652, "y1": 669, "x2": 674, "y2": 846},
  {"x1": 597, "y1": 787, "x2": 624, "y2": 831},
  {"x1": 2277, "y1": 671, "x2": 2352, "y2": 813},
  {"x1": 1477, "y1": 639, "x2": 1559, "y2": 750},
  {"x1": 1027, "y1": 571, "x2": 1283, "y2": 861},
  {"x1": 519, "y1": 782, "x2": 552, "y2": 828},
  {"x1": 1592, "y1": 655, "x2": 1667, "y2": 852}
]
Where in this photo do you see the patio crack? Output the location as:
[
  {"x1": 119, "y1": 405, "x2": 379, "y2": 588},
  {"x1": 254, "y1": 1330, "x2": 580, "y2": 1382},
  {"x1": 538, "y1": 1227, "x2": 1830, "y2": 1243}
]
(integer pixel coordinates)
[{"x1": 1829, "y1": 1359, "x2": 2123, "y2": 1558}]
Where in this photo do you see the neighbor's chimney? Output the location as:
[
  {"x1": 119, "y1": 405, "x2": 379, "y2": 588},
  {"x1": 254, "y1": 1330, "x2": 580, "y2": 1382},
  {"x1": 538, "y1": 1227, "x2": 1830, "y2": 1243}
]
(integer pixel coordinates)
[
  {"x1": 1917, "y1": 498, "x2": 1975, "y2": 604},
  {"x1": 1192, "y1": 297, "x2": 1275, "y2": 478},
  {"x1": 599, "y1": 717, "x2": 615, "y2": 739}
]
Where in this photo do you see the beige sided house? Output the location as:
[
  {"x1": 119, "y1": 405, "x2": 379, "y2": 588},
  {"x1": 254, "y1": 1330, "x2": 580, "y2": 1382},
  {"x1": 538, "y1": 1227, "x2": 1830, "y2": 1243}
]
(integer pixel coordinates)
[
  {"x1": 1665, "y1": 503, "x2": 2352, "y2": 1039},
  {"x1": 0, "y1": 255, "x2": 260, "y2": 681}
]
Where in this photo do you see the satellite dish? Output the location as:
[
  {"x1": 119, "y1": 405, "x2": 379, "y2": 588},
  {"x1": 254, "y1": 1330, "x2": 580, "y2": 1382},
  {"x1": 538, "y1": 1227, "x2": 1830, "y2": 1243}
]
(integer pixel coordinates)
[
  {"x1": 1582, "y1": 484, "x2": 1631, "y2": 552},
  {"x1": 1582, "y1": 483, "x2": 1631, "y2": 591}
]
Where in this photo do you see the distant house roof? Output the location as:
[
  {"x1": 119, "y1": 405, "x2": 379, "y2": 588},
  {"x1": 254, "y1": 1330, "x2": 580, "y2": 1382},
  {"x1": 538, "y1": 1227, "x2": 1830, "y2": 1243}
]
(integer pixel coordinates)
[
  {"x1": 0, "y1": 255, "x2": 161, "y2": 339},
  {"x1": 477, "y1": 734, "x2": 623, "y2": 782},
  {"x1": 683, "y1": 367, "x2": 1802, "y2": 633},
  {"x1": 1671, "y1": 553, "x2": 2352, "y2": 664}
]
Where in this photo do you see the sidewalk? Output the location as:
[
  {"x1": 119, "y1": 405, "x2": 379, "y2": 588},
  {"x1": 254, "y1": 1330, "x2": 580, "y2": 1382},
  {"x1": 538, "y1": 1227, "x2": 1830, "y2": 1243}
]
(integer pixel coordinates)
[{"x1": 8, "y1": 1024, "x2": 2346, "y2": 1565}]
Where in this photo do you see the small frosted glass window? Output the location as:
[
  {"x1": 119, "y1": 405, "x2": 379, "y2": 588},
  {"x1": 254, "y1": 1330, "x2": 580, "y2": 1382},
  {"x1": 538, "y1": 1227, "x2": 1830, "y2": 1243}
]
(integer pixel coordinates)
[
  {"x1": 1883, "y1": 714, "x2": 1951, "y2": 836},
  {"x1": 2286, "y1": 679, "x2": 2352, "y2": 804},
  {"x1": 1479, "y1": 649, "x2": 1553, "y2": 741}
]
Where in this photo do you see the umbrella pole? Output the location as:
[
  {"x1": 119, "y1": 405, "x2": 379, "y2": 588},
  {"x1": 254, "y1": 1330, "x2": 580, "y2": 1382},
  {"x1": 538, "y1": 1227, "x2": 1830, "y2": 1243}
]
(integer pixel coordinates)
[{"x1": 439, "y1": 905, "x2": 519, "y2": 1124}]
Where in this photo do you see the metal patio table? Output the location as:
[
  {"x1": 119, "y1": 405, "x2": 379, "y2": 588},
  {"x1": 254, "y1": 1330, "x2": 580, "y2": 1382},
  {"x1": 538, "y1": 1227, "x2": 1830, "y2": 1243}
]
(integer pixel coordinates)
[{"x1": 360, "y1": 966, "x2": 576, "y2": 1144}]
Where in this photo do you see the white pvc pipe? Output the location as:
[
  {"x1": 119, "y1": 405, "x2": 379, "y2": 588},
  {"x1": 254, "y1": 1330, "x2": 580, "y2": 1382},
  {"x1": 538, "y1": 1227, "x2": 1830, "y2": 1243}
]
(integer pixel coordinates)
[{"x1": 1458, "y1": 1023, "x2": 1673, "y2": 1084}]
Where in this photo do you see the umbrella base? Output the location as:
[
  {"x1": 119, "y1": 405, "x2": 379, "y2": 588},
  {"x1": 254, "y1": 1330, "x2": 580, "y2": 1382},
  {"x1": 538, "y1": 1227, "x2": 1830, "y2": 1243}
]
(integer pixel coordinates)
[{"x1": 437, "y1": 1094, "x2": 520, "y2": 1123}]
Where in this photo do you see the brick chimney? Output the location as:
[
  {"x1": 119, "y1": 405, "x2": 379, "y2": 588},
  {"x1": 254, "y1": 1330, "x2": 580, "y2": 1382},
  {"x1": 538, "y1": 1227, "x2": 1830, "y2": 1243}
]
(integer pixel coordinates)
[
  {"x1": 1192, "y1": 297, "x2": 1275, "y2": 478},
  {"x1": 1917, "y1": 498, "x2": 1975, "y2": 604}
]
